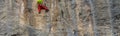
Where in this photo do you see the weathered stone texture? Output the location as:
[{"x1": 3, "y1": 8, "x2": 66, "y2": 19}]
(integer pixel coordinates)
[{"x1": 0, "y1": 0, "x2": 120, "y2": 36}]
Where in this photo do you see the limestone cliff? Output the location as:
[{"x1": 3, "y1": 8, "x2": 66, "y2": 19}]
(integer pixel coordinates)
[{"x1": 0, "y1": 0, "x2": 120, "y2": 36}]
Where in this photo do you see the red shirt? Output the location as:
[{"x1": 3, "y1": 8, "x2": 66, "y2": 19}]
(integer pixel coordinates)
[{"x1": 38, "y1": 4, "x2": 48, "y2": 13}]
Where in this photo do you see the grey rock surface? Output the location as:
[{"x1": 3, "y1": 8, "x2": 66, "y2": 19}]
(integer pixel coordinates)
[{"x1": 0, "y1": 0, "x2": 120, "y2": 36}]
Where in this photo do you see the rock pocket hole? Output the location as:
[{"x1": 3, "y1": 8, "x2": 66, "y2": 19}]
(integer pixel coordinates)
[{"x1": 11, "y1": 34, "x2": 19, "y2": 36}]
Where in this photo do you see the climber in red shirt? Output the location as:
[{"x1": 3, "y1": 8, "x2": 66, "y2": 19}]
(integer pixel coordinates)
[{"x1": 37, "y1": 0, "x2": 49, "y2": 14}]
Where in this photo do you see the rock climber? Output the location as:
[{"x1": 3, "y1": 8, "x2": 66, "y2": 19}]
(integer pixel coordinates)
[{"x1": 37, "y1": 0, "x2": 49, "y2": 14}]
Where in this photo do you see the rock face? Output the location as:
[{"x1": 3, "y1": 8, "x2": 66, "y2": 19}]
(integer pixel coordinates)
[
  {"x1": 0, "y1": 0, "x2": 20, "y2": 36},
  {"x1": 0, "y1": 0, "x2": 120, "y2": 36}
]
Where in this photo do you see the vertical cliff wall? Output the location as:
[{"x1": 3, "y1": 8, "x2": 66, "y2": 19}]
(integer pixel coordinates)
[
  {"x1": 0, "y1": 0, "x2": 21, "y2": 36},
  {"x1": 0, "y1": 0, "x2": 120, "y2": 36}
]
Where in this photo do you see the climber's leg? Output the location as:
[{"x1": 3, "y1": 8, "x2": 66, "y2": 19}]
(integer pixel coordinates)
[{"x1": 38, "y1": 6, "x2": 41, "y2": 14}]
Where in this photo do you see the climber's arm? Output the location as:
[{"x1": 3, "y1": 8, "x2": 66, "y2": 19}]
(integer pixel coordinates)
[{"x1": 41, "y1": 5, "x2": 49, "y2": 12}]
